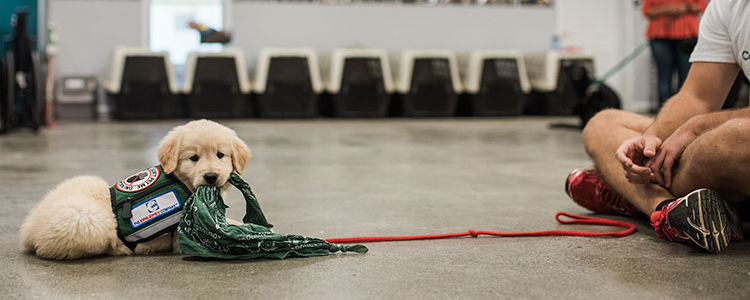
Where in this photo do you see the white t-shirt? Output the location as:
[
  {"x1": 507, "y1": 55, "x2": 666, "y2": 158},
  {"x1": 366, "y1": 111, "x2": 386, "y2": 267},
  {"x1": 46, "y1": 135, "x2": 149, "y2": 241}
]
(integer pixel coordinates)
[{"x1": 690, "y1": 0, "x2": 750, "y2": 78}]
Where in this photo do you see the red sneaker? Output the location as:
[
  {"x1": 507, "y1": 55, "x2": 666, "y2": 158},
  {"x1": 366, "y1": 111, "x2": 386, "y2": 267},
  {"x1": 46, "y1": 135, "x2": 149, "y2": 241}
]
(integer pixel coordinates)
[
  {"x1": 650, "y1": 188, "x2": 742, "y2": 253},
  {"x1": 565, "y1": 168, "x2": 640, "y2": 217}
]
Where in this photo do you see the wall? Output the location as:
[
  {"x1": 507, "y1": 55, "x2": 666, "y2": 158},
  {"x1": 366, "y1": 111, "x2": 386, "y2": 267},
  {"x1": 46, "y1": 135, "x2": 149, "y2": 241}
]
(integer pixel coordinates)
[
  {"x1": 230, "y1": 2, "x2": 556, "y2": 69},
  {"x1": 48, "y1": 0, "x2": 142, "y2": 78}
]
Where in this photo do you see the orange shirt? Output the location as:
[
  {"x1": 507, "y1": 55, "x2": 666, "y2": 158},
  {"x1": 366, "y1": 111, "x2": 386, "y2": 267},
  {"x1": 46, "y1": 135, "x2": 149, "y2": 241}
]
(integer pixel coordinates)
[{"x1": 643, "y1": 0, "x2": 707, "y2": 39}]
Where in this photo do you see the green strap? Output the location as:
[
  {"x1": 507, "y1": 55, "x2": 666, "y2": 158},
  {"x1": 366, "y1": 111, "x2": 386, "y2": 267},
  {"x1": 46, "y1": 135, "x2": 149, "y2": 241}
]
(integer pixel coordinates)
[
  {"x1": 588, "y1": 41, "x2": 650, "y2": 94},
  {"x1": 177, "y1": 173, "x2": 367, "y2": 260}
]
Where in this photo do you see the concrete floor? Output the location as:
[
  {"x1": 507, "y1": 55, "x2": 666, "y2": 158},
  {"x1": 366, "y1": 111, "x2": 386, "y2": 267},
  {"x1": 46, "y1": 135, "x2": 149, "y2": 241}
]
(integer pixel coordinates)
[{"x1": 1, "y1": 117, "x2": 750, "y2": 299}]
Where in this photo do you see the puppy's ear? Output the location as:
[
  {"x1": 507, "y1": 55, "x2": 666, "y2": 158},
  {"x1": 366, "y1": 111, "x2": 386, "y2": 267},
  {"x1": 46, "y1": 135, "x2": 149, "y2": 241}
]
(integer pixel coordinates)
[
  {"x1": 157, "y1": 127, "x2": 182, "y2": 174},
  {"x1": 231, "y1": 135, "x2": 251, "y2": 174}
]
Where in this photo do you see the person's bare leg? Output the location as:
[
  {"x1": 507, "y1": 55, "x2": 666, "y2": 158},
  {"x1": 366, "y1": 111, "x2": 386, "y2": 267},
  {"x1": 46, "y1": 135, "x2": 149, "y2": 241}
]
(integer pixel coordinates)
[
  {"x1": 582, "y1": 109, "x2": 675, "y2": 214},
  {"x1": 670, "y1": 118, "x2": 750, "y2": 202}
]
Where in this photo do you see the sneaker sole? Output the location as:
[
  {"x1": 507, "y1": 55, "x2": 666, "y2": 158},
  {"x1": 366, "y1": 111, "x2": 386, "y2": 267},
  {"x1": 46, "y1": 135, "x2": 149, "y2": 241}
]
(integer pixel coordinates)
[{"x1": 667, "y1": 189, "x2": 739, "y2": 253}]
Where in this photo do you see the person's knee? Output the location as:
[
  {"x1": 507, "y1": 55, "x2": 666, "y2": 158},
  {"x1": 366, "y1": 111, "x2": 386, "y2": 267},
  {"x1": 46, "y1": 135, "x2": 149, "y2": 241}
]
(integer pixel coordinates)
[
  {"x1": 582, "y1": 109, "x2": 624, "y2": 144},
  {"x1": 717, "y1": 118, "x2": 750, "y2": 131},
  {"x1": 679, "y1": 118, "x2": 750, "y2": 193},
  {"x1": 708, "y1": 118, "x2": 750, "y2": 157},
  {"x1": 688, "y1": 119, "x2": 750, "y2": 172}
]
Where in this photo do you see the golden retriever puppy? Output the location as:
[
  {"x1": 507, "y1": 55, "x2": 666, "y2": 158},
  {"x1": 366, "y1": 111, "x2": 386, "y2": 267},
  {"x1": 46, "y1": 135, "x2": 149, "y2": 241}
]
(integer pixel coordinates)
[{"x1": 19, "y1": 120, "x2": 250, "y2": 260}]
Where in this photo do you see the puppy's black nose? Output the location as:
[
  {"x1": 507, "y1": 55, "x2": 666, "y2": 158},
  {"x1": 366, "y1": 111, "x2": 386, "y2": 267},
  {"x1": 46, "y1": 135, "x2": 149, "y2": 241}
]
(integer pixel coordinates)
[{"x1": 203, "y1": 172, "x2": 218, "y2": 184}]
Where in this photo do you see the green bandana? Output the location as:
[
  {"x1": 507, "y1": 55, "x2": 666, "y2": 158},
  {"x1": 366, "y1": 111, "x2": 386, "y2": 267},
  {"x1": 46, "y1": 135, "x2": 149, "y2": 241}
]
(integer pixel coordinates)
[{"x1": 177, "y1": 173, "x2": 368, "y2": 259}]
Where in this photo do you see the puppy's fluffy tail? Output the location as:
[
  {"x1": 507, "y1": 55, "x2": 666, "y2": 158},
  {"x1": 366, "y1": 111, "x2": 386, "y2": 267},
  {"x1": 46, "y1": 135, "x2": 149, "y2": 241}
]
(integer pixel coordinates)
[{"x1": 20, "y1": 176, "x2": 120, "y2": 260}]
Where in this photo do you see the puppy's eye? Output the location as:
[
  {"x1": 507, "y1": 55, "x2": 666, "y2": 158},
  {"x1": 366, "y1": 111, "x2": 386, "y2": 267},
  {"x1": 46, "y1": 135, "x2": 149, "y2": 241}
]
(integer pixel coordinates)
[
  {"x1": 217, "y1": 152, "x2": 224, "y2": 159},
  {"x1": 190, "y1": 155, "x2": 199, "y2": 162}
]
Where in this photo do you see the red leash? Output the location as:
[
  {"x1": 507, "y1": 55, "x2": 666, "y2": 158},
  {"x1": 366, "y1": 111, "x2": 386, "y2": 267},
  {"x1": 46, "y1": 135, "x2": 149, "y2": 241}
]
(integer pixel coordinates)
[{"x1": 326, "y1": 212, "x2": 636, "y2": 244}]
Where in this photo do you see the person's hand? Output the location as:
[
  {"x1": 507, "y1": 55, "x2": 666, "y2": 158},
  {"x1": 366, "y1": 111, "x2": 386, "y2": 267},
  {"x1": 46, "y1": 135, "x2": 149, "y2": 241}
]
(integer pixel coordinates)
[
  {"x1": 646, "y1": 126, "x2": 697, "y2": 188},
  {"x1": 615, "y1": 135, "x2": 662, "y2": 184},
  {"x1": 663, "y1": 3, "x2": 688, "y2": 15}
]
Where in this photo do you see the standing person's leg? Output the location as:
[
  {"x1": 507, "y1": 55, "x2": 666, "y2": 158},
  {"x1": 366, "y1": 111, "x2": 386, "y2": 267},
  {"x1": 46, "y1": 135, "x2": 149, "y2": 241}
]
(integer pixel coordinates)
[
  {"x1": 650, "y1": 39, "x2": 677, "y2": 109},
  {"x1": 675, "y1": 39, "x2": 692, "y2": 88}
]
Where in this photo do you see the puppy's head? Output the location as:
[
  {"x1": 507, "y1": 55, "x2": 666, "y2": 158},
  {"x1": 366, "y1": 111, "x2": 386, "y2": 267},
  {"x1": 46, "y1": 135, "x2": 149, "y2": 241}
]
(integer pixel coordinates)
[{"x1": 157, "y1": 119, "x2": 250, "y2": 192}]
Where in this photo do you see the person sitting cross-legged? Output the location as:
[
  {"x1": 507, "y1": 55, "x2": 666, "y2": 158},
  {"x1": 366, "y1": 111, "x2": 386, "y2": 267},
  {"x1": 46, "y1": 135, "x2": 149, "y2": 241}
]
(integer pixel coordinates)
[{"x1": 566, "y1": 0, "x2": 749, "y2": 253}]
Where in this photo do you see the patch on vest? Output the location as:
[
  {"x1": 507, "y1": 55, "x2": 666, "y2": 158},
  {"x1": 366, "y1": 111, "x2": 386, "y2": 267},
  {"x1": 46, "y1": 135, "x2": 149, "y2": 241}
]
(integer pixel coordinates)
[
  {"x1": 116, "y1": 166, "x2": 160, "y2": 193},
  {"x1": 129, "y1": 189, "x2": 182, "y2": 229}
]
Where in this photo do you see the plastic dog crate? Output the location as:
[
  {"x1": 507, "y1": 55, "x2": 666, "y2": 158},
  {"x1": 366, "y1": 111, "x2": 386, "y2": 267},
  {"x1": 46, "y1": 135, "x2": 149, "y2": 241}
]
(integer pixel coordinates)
[
  {"x1": 323, "y1": 48, "x2": 394, "y2": 118},
  {"x1": 461, "y1": 50, "x2": 531, "y2": 116},
  {"x1": 394, "y1": 49, "x2": 463, "y2": 117},
  {"x1": 523, "y1": 52, "x2": 595, "y2": 115},
  {"x1": 103, "y1": 48, "x2": 181, "y2": 119},
  {"x1": 253, "y1": 48, "x2": 323, "y2": 118},
  {"x1": 183, "y1": 49, "x2": 251, "y2": 118}
]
